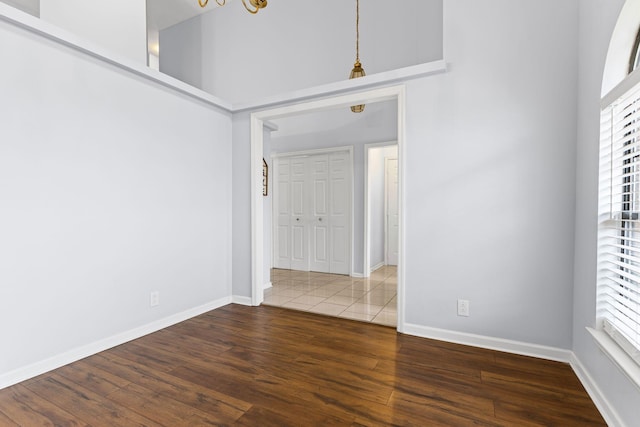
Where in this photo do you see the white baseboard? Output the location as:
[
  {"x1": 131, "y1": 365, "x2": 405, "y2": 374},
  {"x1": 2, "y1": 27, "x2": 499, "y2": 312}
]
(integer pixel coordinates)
[
  {"x1": 351, "y1": 272, "x2": 364, "y2": 278},
  {"x1": 402, "y1": 322, "x2": 572, "y2": 363},
  {"x1": 0, "y1": 296, "x2": 232, "y2": 390},
  {"x1": 263, "y1": 281, "x2": 273, "y2": 290},
  {"x1": 370, "y1": 262, "x2": 385, "y2": 272},
  {"x1": 232, "y1": 295, "x2": 253, "y2": 306},
  {"x1": 570, "y1": 353, "x2": 626, "y2": 427}
]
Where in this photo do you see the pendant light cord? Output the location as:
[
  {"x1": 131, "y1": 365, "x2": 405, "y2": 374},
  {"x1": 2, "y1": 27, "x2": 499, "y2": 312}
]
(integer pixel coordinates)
[{"x1": 355, "y1": 0, "x2": 360, "y2": 63}]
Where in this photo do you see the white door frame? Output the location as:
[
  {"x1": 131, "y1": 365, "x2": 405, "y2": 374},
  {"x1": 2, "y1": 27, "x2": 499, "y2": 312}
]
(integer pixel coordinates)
[
  {"x1": 250, "y1": 85, "x2": 407, "y2": 332},
  {"x1": 363, "y1": 141, "x2": 397, "y2": 277}
]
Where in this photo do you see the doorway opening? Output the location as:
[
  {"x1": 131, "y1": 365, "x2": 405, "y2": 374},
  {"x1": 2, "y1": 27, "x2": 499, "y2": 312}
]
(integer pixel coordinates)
[{"x1": 250, "y1": 85, "x2": 406, "y2": 332}]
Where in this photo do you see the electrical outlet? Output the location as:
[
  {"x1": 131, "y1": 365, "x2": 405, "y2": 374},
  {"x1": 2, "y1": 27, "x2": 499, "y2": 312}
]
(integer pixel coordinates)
[
  {"x1": 150, "y1": 291, "x2": 160, "y2": 307},
  {"x1": 457, "y1": 299, "x2": 470, "y2": 317}
]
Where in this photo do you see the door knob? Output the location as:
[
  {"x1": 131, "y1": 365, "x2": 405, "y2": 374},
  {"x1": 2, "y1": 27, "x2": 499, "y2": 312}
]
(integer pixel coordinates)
[
  {"x1": 296, "y1": 218, "x2": 300, "y2": 222},
  {"x1": 319, "y1": 217, "x2": 323, "y2": 222}
]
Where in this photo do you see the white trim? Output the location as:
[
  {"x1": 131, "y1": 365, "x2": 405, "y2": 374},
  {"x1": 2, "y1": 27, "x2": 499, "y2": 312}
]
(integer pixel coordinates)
[
  {"x1": 0, "y1": 3, "x2": 232, "y2": 112},
  {"x1": 272, "y1": 145, "x2": 354, "y2": 158},
  {"x1": 232, "y1": 295, "x2": 253, "y2": 306},
  {"x1": 0, "y1": 296, "x2": 232, "y2": 390},
  {"x1": 251, "y1": 116, "x2": 265, "y2": 306},
  {"x1": 571, "y1": 352, "x2": 628, "y2": 427},
  {"x1": 370, "y1": 262, "x2": 385, "y2": 273},
  {"x1": 601, "y1": 67, "x2": 640, "y2": 108},
  {"x1": 351, "y1": 273, "x2": 365, "y2": 279},
  {"x1": 234, "y1": 61, "x2": 447, "y2": 113},
  {"x1": 396, "y1": 86, "x2": 407, "y2": 333},
  {"x1": 587, "y1": 327, "x2": 640, "y2": 392},
  {"x1": 263, "y1": 282, "x2": 273, "y2": 290},
  {"x1": 402, "y1": 322, "x2": 572, "y2": 363},
  {"x1": 250, "y1": 85, "x2": 407, "y2": 331}
]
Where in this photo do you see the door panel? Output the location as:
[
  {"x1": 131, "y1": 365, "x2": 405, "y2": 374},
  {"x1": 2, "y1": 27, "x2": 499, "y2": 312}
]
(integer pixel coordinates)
[
  {"x1": 310, "y1": 155, "x2": 330, "y2": 272},
  {"x1": 290, "y1": 157, "x2": 308, "y2": 271},
  {"x1": 329, "y1": 152, "x2": 350, "y2": 275}
]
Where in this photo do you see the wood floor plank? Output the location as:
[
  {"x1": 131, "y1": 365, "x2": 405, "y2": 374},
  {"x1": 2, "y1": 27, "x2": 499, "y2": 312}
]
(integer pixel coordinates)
[
  {"x1": 0, "y1": 304, "x2": 606, "y2": 426},
  {"x1": 0, "y1": 410, "x2": 19, "y2": 426},
  {"x1": 24, "y1": 374, "x2": 161, "y2": 427},
  {"x1": 0, "y1": 384, "x2": 86, "y2": 427},
  {"x1": 88, "y1": 353, "x2": 252, "y2": 420}
]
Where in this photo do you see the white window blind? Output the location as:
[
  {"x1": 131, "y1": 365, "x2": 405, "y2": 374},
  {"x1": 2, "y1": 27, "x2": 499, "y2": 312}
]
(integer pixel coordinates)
[{"x1": 598, "y1": 78, "x2": 640, "y2": 366}]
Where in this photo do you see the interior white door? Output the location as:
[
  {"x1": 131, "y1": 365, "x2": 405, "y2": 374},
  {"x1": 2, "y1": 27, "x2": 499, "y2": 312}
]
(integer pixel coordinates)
[
  {"x1": 309, "y1": 154, "x2": 330, "y2": 273},
  {"x1": 329, "y1": 152, "x2": 350, "y2": 274},
  {"x1": 290, "y1": 157, "x2": 309, "y2": 271},
  {"x1": 385, "y1": 157, "x2": 399, "y2": 266}
]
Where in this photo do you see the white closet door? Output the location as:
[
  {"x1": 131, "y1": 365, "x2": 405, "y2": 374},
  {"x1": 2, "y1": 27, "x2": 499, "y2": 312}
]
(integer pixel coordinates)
[
  {"x1": 272, "y1": 149, "x2": 352, "y2": 275},
  {"x1": 274, "y1": 158, "x2": 291, "y2": 269},
  {"x1": 309, "y1": 154, "x2": 330, "y2": 273},
  {"x1": 329, "y1": 152, "x2": 350, "y2": 275},
  {"x1": 290, "y1": 157, "x2": 309, "y2": 271}
]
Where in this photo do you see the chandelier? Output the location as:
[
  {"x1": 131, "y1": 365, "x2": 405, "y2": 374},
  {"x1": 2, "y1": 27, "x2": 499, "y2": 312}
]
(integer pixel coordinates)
[{"x1": 198, "y1": 0, "x2": 267, "y2": 14}]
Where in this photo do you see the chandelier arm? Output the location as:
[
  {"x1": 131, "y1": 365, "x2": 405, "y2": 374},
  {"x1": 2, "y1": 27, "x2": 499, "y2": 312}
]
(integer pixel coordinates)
[
  {"x1": 216, "y1": 0, "x2": 226, "y2": 5},
  {"x1": 241, "y1": 0, "x2": 260, "y2": 14},
  {"x1": 198, "y1": 0, "x2": 209, "y2": 7}
]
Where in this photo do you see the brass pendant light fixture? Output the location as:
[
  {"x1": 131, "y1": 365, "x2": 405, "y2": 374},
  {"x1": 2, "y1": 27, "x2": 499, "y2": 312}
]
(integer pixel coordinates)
[
  {"x1": 349, "y1": 0, "x2": 366, "y2": 113},
  {"x1": 198, "y1": 0, "x2": 267, "y2": 14}
]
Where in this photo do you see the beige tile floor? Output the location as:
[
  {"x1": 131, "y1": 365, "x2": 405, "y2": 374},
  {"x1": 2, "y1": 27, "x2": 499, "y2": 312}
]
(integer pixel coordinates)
[{"x1": 263, "y1": 265, "x2": 397, "y2": 327}]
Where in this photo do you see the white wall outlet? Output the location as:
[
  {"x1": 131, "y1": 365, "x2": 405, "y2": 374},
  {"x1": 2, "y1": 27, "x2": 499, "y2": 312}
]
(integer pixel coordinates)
[
  {"x1": 150, "y1": 291, "x2": 160, "y2": 307},
  {"x1": 457, "y1": 299, "x2": 470, "y2": 317}
]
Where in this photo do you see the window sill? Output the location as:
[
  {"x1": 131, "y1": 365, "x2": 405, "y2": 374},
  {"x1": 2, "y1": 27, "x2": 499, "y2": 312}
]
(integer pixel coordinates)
[{"x1": 587, "y1": 327, "x2": 640, "y2": 392}]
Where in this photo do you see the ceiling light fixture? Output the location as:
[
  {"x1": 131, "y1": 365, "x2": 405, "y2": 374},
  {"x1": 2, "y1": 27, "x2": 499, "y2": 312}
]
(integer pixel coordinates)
[
  {"x1": 198, "y1": 0, "x2": 267, "y2": 14},
  {"x1": 349, "y1": 0, "x2": 365, "y2": 113}
]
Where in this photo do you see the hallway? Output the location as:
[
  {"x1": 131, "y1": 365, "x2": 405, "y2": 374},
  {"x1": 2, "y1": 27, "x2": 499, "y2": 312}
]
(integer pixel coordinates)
[{"x1": 263, "y1": 266, "x2": 397, "y2": 327}]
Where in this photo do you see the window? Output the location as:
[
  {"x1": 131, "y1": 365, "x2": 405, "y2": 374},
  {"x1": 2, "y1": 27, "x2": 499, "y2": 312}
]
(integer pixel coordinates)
[{"x1": 597, "y1": 78, "x2": 640, "y2": 366}]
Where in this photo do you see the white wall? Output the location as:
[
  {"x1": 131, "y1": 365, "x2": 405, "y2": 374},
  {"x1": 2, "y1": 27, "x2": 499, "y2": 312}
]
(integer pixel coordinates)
[
  {"x1": 40, "y1": 0, "x2": 147, "y2": 64},
  {"x1": 161, "y1": 0, "x2": 443, "y2": 104},
  {"x1": 232, "y1": 113, "x2": 253, "y2": 298},
  {"x1": 232, "y1": 0, "x2": 579, "y2": 347},
  {"x1": 159, "y1": 15, "x2": 202, "y2": 87},
  {"x1": 401, "y1": 0, "x2": 579, "y2": 347},
  {"x1": 573, "y1": 0, "x2": 640, "y2": 425},
  {"x1": 0, "y1": 15, "x2": 232, "y2": 381}
]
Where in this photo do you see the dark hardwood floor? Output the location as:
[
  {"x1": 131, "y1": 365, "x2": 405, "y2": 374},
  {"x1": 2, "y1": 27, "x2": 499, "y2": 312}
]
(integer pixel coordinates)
[{"x1": 0, "y1": 304, "x2": 605, "y2": 426}]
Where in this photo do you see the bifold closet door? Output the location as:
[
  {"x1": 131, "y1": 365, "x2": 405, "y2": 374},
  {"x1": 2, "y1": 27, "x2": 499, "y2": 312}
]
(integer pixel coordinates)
[{"x1": 273, "y1": 151, "x2": 351, "y2": 275}]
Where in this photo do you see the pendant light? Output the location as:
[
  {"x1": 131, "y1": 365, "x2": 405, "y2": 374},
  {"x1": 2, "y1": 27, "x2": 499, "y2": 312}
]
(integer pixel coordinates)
[{"x1": 349, "y1": 0, "x2": 365, "y2": 113}]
